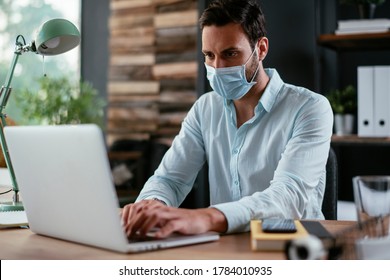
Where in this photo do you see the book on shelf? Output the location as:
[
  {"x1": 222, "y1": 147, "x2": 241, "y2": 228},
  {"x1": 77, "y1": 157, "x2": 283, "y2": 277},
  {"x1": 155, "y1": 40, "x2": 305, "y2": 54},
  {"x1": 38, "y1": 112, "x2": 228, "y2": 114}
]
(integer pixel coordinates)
[
  {"x1": 335, "y1": 27, "x2": 389, "y2": 35},
  {"x1": 338, "y1": 18, "x2": 390, "y2": 29},
  {"x1": 335, "y1": 18, "x2": 390, "y2": 35},
  {"x1": 0, "y1": 210, "x2": 28, "y2": 228},
  {"x1": 250, "y1": 220, "x2": 308, "y2": 251}
]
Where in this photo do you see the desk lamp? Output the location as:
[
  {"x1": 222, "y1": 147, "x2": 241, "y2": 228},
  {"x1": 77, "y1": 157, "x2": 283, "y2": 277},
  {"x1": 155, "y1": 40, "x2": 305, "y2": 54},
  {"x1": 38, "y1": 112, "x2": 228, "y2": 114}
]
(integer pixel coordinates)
[{"x1": 0, "y1": 18, "x2": 80, "y2": 212}]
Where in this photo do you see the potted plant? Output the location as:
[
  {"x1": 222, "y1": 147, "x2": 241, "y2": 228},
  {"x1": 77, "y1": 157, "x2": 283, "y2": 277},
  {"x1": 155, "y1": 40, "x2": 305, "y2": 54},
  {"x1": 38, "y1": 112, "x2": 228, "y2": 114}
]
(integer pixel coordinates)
[
  {"x1": 1, "y1": 76, "x2": 105, "y2": 168},
  {"x1": 326, "y1": 85, "x2": 357, "y2": 135},
  {"x1": 14, "y1": 76, "x2": 106, "y2": 127},
  {"x1": 339, "y1": 0, "x2": 387, "y2": 19}
]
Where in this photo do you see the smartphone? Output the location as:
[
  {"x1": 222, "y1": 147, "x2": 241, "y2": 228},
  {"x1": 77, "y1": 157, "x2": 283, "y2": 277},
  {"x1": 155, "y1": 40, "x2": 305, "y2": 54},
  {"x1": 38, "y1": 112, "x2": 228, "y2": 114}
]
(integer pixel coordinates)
[{"x1": 261, "y1": 219, "x2": 297, "y2": 233}]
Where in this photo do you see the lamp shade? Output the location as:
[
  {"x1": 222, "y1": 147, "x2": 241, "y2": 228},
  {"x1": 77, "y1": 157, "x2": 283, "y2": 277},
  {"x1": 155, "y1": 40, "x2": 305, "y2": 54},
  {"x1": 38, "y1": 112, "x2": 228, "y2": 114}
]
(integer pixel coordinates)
[{"x1": 35, "y1": 18, "x2": 80, "y2": 55}]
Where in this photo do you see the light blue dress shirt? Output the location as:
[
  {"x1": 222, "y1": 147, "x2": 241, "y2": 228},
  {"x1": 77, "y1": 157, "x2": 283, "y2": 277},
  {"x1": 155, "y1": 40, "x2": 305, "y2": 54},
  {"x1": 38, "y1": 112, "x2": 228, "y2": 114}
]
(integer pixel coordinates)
[{"x1": 136, "y1": 68, "x2": 334, "y2": 233}]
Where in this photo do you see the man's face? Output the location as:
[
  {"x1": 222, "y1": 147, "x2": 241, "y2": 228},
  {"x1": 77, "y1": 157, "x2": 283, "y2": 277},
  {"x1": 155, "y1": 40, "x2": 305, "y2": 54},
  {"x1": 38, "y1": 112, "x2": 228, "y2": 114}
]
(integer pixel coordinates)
[{"x1": 202, "y1": 23, "x2": 255, "y2": 69}]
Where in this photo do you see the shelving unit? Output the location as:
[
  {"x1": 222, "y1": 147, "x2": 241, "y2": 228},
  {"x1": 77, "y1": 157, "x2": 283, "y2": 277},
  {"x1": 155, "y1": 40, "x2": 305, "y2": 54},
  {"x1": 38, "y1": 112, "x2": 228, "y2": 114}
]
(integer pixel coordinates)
[
  {"x1": 318, "y1": 31, "x2": 390, "y2": 51},
  {"x1": 318, "y1": 31, "x2": 390, "y2": 139},
  {"x1": 317, "y1": 27, "x2": 390, "y2": 202},
  {"x1": 332, "y1": 134, "x2": 390, "y2": 145}
]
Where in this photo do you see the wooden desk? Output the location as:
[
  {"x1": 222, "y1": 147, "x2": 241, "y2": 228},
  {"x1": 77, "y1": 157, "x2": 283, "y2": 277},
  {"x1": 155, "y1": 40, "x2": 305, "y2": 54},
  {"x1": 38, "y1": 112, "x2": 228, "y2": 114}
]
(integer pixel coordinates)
[{"x1": 0, "y1": 220, "x2": 354, "y2": 260}]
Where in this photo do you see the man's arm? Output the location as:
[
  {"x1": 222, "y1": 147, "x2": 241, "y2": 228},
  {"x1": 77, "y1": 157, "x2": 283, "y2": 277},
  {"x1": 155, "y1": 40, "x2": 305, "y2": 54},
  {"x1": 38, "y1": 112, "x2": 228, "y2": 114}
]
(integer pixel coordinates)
[{"x1": 135, "y1": 97, "x2": 208, "y2": 207}]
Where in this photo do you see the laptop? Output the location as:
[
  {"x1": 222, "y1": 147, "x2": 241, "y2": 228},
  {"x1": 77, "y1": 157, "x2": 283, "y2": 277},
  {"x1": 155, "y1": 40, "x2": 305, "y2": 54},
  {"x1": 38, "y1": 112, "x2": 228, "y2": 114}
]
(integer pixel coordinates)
[{"x1": 4, "y1": 124, "x2": 219, "y2": 253}]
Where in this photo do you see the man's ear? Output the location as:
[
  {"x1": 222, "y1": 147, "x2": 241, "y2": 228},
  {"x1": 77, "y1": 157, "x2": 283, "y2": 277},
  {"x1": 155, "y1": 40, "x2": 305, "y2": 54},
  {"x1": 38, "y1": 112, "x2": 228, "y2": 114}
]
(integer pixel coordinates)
[{"x1": 257, "y1": 37, "x2": 268, "y2": 61}]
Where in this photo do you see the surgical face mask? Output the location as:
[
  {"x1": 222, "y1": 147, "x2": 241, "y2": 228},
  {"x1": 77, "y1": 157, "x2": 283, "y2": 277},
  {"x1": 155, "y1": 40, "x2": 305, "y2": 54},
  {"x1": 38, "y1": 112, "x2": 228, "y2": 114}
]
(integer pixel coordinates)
[{"x1": 205, "y1": 48, "x2": 259, "y2": 100}]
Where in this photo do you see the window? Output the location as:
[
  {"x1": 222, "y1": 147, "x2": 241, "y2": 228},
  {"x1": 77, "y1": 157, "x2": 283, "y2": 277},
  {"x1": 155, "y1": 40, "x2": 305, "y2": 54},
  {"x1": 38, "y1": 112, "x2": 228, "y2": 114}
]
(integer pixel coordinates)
[{"x1": 0, "y1": 0, "x2": 81, "y2": 124}]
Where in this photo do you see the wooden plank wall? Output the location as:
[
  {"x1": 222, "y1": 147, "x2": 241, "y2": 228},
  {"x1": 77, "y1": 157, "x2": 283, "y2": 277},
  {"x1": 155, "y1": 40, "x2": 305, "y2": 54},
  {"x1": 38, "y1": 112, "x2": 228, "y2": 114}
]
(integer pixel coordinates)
[{"x1": 107, "y1": 0, "x2": 198, "y2": 147}]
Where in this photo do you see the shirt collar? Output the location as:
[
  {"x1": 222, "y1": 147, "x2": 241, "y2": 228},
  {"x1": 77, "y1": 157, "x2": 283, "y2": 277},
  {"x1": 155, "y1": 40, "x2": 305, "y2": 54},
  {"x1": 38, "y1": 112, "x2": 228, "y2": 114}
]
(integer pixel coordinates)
[
  {"x1": 223, "y1": 68, "x2": 283, "y2": 113},
  {"x1": 258, "y1": 68, "x2": 283, "y2": 113}
]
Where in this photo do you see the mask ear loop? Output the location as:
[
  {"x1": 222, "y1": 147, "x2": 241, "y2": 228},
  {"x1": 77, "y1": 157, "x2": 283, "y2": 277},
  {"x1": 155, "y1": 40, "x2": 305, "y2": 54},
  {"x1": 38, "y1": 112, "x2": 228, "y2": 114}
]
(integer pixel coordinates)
[
  {"x1": 247, "y1": 48, "x2": 260, "y2": 83},
  {"x1": 244, "y1": 46, "x2": 258, "y2": 65}
]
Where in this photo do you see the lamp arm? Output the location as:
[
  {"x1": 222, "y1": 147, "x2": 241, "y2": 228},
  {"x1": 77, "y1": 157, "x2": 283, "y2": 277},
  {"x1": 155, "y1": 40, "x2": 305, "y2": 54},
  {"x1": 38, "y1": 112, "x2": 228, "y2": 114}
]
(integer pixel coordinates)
[
  {"x1": 0, "y1": 43, "x2": 27, "y2": 201},
  {"x1": 0, "y1": 116, "x2": 19, "y2": 199},
  {"x1": 0, "y1": 51, "x2": 21, "y2": 109}
]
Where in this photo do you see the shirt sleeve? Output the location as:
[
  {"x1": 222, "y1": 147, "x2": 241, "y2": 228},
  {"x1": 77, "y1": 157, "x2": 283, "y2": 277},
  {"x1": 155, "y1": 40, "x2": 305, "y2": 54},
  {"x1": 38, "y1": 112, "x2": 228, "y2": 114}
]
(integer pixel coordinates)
[{"x1": 135, "y1": 99, "x2": 207, "y2": 207}]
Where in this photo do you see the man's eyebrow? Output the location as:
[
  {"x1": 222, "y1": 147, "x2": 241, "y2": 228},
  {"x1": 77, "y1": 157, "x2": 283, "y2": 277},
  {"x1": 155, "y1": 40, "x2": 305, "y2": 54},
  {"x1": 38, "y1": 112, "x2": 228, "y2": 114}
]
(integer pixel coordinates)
[
  {"x1": 202, "y1": 47, "x2": 241, "y2": 54},
  {"x1": 221, "y1": 47, "x2": 240, "y2": 53},
  {"x1": 221, "y1": 47, "x2": 240, "y2": 52}
]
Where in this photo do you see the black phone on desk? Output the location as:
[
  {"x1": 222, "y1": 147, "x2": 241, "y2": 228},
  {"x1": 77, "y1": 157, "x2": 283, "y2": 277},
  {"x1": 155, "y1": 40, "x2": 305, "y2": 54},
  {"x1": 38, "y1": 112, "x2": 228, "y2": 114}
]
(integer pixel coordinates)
[{"x1": 261, "y1": 219, "x2": 297, "y2": 233}]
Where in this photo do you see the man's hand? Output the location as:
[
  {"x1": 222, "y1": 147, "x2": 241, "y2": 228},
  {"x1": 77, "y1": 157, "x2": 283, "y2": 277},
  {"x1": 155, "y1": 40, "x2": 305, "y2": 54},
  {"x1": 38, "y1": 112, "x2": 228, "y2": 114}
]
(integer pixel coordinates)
[{"x1": 121, "y1": 199, "x2": 227, "y2": 238}]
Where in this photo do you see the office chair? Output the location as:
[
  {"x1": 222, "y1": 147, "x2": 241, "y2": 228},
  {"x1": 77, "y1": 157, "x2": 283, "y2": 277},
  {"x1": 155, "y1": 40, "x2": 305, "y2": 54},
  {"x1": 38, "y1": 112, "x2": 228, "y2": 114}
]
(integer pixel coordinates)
[{"x1": 322, "y1": 147, "x2": 338, "y2": 220}]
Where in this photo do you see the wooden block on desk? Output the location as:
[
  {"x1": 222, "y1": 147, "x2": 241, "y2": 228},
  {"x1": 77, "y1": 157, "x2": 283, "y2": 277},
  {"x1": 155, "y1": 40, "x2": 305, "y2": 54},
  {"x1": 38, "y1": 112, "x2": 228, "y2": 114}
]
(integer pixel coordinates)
[{"x1": 250, "y1": 220, "x2": 309, "y2": 251}]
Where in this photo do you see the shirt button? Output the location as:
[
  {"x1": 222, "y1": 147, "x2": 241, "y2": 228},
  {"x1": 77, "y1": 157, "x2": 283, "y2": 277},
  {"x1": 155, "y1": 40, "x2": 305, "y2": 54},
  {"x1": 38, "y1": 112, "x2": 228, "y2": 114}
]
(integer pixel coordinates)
[
  {"x1": 233, "y1": 149, "x2": 238, "y2": 154},
  {"x1": 234, "y1": 180, "x2": 239, "y2": 185}
]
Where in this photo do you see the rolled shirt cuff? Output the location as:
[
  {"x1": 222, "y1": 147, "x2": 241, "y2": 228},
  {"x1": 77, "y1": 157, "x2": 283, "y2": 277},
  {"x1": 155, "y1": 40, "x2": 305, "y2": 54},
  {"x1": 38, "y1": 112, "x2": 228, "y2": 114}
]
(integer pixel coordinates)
[{"x1": 211, "y1": 201, "x2": 251, "y2": 233}]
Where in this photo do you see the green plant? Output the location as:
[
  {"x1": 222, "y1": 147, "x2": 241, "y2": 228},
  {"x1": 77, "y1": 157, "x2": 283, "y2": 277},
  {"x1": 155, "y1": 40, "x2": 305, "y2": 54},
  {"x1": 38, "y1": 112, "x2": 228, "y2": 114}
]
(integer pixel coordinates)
[
  {"x1": 340, "y1": 0, "x2": 386, "y2": 5},
  {"x1": 15, "y1": 76, "x2": 106, "y2": 127},
  {"x1": 326, "y1": 85, "x2": 357, "y2": 115}
]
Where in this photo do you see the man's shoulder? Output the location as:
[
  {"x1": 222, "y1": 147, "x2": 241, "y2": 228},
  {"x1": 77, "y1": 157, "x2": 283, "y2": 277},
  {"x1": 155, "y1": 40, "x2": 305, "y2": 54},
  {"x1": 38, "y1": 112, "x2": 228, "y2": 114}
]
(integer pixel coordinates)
[
  {"x1": 282, "y1": 83, "x2": 328, "y2": 104},
  {"x1": 195, "y1": 91, "x2": 225, "y2": 107},
  {"x1": 272, "y1": 84, "x2": 332, "y2": 118},
  {"x1": 264, "y1": 69, "x2": 328, "y2": 107},
  {"x1": 185, "y1": 91, "x2": 226, "y2": 122}
]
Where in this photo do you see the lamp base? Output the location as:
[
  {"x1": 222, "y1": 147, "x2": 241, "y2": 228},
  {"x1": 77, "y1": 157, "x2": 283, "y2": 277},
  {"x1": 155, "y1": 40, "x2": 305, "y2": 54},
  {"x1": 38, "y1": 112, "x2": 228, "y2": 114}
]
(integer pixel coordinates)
[{"x1": 0, "y1": 201, "x2": 24, "y2": 212}]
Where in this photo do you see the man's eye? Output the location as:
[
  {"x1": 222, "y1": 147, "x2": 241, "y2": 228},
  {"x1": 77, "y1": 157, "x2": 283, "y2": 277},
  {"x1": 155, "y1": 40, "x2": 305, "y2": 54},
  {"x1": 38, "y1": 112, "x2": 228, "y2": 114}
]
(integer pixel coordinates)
[
  {"x1": 225, "y1": 51, "x2": 237, "y2": 58},
  {"x1": 204, "y1": 53, "x2": 214, "y2": 59}
]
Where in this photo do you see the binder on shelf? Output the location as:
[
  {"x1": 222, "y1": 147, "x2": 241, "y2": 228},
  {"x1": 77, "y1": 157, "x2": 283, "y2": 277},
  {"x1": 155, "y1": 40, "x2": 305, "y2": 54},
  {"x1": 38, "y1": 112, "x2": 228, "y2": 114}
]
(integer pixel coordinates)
[
  {"x1": 358, "y1": 66, "x2": 390, "y2": 137},
  {"x1": 358, "y1": 66, "x2": 375, "y2": 137},
  {"x1": 373, "y1": 66, "x2": 390, "y2": 137}
]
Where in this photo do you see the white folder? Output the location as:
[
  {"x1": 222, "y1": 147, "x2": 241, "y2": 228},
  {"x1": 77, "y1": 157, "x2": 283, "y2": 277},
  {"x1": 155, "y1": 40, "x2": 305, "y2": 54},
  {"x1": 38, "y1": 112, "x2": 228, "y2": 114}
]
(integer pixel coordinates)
[
  {"x1": 358, "y1": 66, "x2": 374, "y2": 137},
  {"x1": 373, "y1": 66, "x2": 390, "y2": 137}
]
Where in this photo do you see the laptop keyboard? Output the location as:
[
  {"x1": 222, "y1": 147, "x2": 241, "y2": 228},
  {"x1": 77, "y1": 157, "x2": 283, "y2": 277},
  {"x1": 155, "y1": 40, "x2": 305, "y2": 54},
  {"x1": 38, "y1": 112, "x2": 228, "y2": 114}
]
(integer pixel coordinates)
[
  {"x1": 127, "y1": 230, "x2": 185, "y2": 243},
  {"x1": 128, "y1": 234, "x2": 157, "y2": 243}
]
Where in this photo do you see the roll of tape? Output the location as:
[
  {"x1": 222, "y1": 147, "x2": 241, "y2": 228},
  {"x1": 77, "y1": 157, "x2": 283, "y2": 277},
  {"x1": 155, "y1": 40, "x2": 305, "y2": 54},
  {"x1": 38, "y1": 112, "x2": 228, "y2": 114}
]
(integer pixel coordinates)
[{"x1": 286, "y1": 235, "x2": 327, "y2": 260}]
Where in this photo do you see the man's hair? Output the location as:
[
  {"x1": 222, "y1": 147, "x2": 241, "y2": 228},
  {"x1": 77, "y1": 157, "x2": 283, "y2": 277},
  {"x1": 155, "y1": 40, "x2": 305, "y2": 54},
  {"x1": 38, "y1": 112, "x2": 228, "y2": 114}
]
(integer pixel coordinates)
[{"x1": 199, "y1": 0, "x2": 267, "y2": 49}]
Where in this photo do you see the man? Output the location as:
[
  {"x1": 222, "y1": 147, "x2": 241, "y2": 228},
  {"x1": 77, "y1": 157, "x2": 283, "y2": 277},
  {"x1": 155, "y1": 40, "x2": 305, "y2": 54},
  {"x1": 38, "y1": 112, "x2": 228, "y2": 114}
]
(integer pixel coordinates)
[{"x1": 121, "y1": 0, "x2": 333, "y2": 239}]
